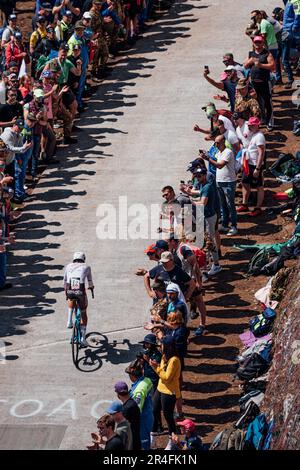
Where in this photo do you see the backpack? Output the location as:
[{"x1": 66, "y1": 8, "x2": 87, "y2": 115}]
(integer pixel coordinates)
[
  {"x1": 244, "y1": 414, "x2": 268, "y2": 450},
  {"x1": 210, "y1": 427, "x2": 246, "y2": 450},
  {"x1": 249, "y1": 308, "x2": 276, "y2": 338},
  {"x1": 239, "y1": 390, "x2": 265, "y2": 412},
  {"x1": 235, "y1": 352, "x2": 270, "y2": 382},
  {"x1": 247, "y1": 246, "x2": 279, "y2": 276},
  {"x1": 179, "y1": 243, "x2": 206, "y2": 268}
]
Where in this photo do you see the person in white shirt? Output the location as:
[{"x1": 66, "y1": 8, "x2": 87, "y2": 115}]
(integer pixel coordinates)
[
  {"x1": 202, "y1": 135, "x2": 238, "y2": 236},
  {"x1": 237, "y1": 117, "x2": 266, "y2": 217},
  {"x1": 64, "y1": 251, "x2": 94, "y2": 346},
  {"x1": 216, "y1": 119, "x2": 240, "y2": 155},
  {"x1": 233, "y1": 112, "x2": 252, "y2": 149}
]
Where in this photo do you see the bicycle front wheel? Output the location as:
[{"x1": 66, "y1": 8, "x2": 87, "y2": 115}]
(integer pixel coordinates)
[{"x1": 71, "y1": 324, "x2": 80, "y2": 367}]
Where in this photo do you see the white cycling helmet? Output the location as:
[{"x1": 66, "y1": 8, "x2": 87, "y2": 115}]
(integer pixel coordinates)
[{"x1": 73, "y1": 251, "x2": 86, "y2": 262}]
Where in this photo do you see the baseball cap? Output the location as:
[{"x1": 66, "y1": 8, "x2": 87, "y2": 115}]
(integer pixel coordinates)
[
  {"x1": 161, "y1": 335, "x2": 176, "y2": 346},
  {"x1": 27, "y1": 113, "x2": 37, "y2": 122},
  {"x1": 224, "y1": 65, "x2": 236, "y2": 71},
  {"x1": 139, "y1": 334, "x2": 157, "y2": 346},
  {"x1": 15, "y1": 119, "x2": 24, "y2": 129},
  {"x1": 114, "y1": 381, "x2": 129, "y2": 394},
  {"x1": 144, "y1": 244, "x2": 156, "y2": 254},
  {"x1": 177, "y1": 419, "x2": 196, "y2": 432},
  {"x1": 166, "y1": 284, "x2": 179, "y2": 294},
  {"x1": 37, "y1": 15, "x2": 46, "y2": 22},
  {"x1": 41, "y1": 2, "x2": 52, "y2": 10},
  {"x1": 73, "y1": 43, "x2": 82, "y2": 50},
  {"x1": 220, "y1": 72, "x2": 228, "y2": 81},
  {"x1": 8, "y1": 73, "x2": 18, "y2": 80},
  {"x1": 253, "y1": 35, "x2": 264, "y2": 43},
  {"x1": 247, "y1": 116, "x2": 261, "y2": 126},
  {"x1": 194, "y1": 167, "x2": 207, "y2": 177},
  {"x1": 160, "y1": 251, "x2": 173, "y2": 263},
  {"x1": 236, "y1": 78, "x2": 248, "y2": 90},
  {"x1": 14, "y1": 31, "x2": 22, "y2": 39},
  {"x1": 83, "y1": 12, "x2": 92, "y2": 19},
  {"x1": 8, "y1": 14, "x2": 17, "y2": 21},
  {"x1": 33, "y1": 88, "x2": 44, "y2": 98},
  {"x1": 106, "y1": 401, "x2": 123, "y2": 414},
  {"x1": 41, "y1": 70, "x2": 53, "y2": 78},
  {"x1": 59, "y1": 43, "x2": 69, "y2": 51},
  {"x1": 232, "y1": 111, "x2": 245, "y2": 121},
  {"x1": 154, "y1": 240, "x2": 169, "y2": 251},
  {"x1": 75, "y1": 21, "x2": 85, "y2": 29},
  {"x1": 64, "y1": 10, "x2": 73, "y2": 17}
]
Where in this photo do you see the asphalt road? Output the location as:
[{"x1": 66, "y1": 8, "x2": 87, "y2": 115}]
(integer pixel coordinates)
[{"x1": 0, "y1": 0, "x2": 273, "y2": 449}]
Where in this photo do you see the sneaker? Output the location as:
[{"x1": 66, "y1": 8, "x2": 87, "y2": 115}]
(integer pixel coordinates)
[
  {"x1": 190, "y1": 310, "x2": 198, "y2": 320},
  {"x1": 249, "y1": 207, "x2": 263, "y2": 217},
  {"x1": 218, "y1": 225, "x2": 229, "y2": 233},
  {"x1": 67, "y1": 321, "x2": 73, "y2": 329},
  {"x1": 202, "y1": 271, "x2": 209, "y2": 283},
  {"x1": 266, "y1": 124, "x2": 273, "y2": 132},
  {"x1": 195, "y1": 325, "x2": 206, "y2": 337},
  {"x1": 227, "y1": 227, "x2": 238, "y2": 236},
  {"x1": 237, "y1": 204, "x2": 249, "y2": 213},
  {"x1": 208, "y1": 264, "x2": 222, "y2": 276},
  {"x1": 80, "y1": 338, "x2": 88, "y2": 348}
]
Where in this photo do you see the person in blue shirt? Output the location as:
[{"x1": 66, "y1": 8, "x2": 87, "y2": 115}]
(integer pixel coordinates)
[{"x1": 282, "y1": 0, "x2": 300, "y2": 87}]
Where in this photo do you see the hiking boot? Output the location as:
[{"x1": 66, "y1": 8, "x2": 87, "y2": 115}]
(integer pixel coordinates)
[
  {"x1": 249, "y1": 207, "x2": 263, "y2": 217},
  {"x1": 237, "y1": 204, "x2": 249, "y2": 213}
]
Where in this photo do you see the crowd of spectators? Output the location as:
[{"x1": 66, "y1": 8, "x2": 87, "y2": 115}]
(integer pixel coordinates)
[
  {"x1": 0, "y1": 0, "x2": 169, "y2": 290},
  {"x1": 86, "y1": 1, "x2": 300, "y2": 451}
]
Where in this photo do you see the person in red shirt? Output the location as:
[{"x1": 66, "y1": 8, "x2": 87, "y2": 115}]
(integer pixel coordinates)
[{"x1": 5, "y1": 32, "x2": 29, "y2": 72}]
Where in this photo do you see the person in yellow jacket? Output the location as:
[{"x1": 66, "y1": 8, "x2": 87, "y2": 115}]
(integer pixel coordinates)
[{"x1": 149, "y1": 335, "x2": 181, "y2": 450}]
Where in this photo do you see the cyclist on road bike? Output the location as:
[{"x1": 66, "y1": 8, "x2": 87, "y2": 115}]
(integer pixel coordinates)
[{"x1": 64, "y1": 252, "x2": 94, "y2": 347}]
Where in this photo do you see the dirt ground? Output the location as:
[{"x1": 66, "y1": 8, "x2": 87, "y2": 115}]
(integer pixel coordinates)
[{"x1": 12, "y1": 0, "x2": 300, "y2": 449}]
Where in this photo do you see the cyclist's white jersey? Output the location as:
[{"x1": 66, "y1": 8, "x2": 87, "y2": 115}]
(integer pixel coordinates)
[{"x1": 64, "y1": 263, "x2": 94, "y2": 291}]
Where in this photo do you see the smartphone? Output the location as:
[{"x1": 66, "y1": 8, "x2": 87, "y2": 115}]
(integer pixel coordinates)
[
  {"x1": 180, "y1": 180, "x2": 185, "y2": 184},
  {"x1": 204, "y1": 65, "x2": 210, "y2": 73}
]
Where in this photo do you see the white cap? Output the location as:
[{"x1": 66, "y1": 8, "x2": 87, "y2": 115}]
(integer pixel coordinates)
[
  {"x1": 83, "y1": 12, "x2": 92, "y2": 19},
  {"x1": 224, "y1": 65, "x2": 236, "y2": 71},
  {"x1": 73, "y1": 252, "x2": 86, "y2": 262}
]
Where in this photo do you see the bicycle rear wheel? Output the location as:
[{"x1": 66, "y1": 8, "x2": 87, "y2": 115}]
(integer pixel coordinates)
[{"x1": 71, "y1": 324, "x2": 80, "y2": 366}]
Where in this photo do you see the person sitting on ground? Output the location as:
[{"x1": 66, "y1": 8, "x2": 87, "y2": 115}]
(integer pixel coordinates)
[
  {"x1": 106, "y1": 401, "x2": 133, "y2": 450},
  {"x1": 170, "y1": 418, "x2": 204, "y2": 451},
  {"x1": 114, "y1": 381, "x2": 141, "y2": 450}
]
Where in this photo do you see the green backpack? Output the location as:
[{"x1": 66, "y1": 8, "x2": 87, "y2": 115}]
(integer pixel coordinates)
[{"x1": 247, "y1": 247, "x2": 279, "y2": 276}]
